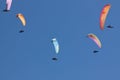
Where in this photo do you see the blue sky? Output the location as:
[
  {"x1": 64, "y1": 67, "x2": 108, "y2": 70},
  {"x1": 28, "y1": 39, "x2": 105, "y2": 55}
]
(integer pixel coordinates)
[{"x1": 0, "y1": 0, "x2": 120, "y2": 80}]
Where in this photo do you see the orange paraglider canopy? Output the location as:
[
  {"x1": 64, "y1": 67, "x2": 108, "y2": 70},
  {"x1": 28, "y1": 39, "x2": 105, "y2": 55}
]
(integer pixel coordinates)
[
  {"x1": 16, "y1": 13, "x2": 26, "y2": 26},
  {"x1": 100, "y1": 4, "x2": 111, "y2": 30}
]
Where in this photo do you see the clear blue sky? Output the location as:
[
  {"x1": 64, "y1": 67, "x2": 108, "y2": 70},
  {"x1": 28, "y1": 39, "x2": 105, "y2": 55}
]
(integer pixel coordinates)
[{"x1": 0, "y1": 0, "x2": 120, "y2": 80}]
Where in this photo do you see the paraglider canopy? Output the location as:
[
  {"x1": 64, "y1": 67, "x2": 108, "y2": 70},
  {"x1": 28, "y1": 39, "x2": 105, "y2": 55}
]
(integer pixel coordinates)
[
  {"x1": 52, "y1": 38, "x2": 59, "y2": 54},
  {"x1": 16, "y1": 13, "x2": 26, "y2": 26},
  {"x1": 4, "y1": 0, "x2": 12, "y2": 12},
  {"x1": 88, "y1": 33, "x2": 102, "y2": 48},
  {"x1": 100, "y1": 4, "x2": 111, "y2": 30}
]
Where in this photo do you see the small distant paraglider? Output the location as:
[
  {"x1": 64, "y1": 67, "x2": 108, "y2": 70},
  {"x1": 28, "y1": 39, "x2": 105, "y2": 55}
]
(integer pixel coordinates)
[
  {"x1": 87, "y1": 33, "x2": 102, "y2": 48},
  {"x1": 51, "y1": 38, "x2": 59, "y2": 61},
  {"x1": 3, "y1": 0, "x2": 12, "y2": 12},
  {"x1": 16, "y1": 13, "x2": 26, "y2": 26},
  {"x1": 16, "y1": 13, "x2": 26, "y2": 33},
  {"x1": 100, "y1": 4, "x2": 111, "y2": 30}
]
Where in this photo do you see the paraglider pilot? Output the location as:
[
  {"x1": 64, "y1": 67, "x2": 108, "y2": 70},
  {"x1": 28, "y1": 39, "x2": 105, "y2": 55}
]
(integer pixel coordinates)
[
  {"x1": 107, "y1": 25, "x2": 113, "y2": 28},
  {"x1": 19, "y1": 30, "x2": 24, "y2": 33},
  {"x1": 52, "y1": 57, "x2": 58, "y2": 61}
]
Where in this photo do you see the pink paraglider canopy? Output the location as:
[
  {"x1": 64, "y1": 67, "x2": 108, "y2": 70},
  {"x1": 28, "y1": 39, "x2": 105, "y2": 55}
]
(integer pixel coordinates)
[{"x1": 6, "y1": 0, "x2": 12, "y2": 11}]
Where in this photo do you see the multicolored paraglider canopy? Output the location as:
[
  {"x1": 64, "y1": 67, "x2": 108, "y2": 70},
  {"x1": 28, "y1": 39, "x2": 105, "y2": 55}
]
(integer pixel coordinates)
[
  {"x1": 88, "y1": 33, "x2": 102, "y2": 48},
  {"x1": 4, "y1": 0, "x2": 12, "y2": 11},
  {"x1": 100, "y1": 4, "x2": 111, "y2": 30},
  {"x1": 16, "y1": 13, "x2": 26, "y2": 26}
]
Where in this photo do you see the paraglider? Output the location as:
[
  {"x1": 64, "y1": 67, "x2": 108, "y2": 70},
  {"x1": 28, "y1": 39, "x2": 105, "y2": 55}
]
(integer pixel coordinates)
[
  {"x1": 3, "y1": 0, "x2": 12, "y2": 12},
  {"x1": 87, "y1": 33, "x2": 102, "y2": 48},
  {"x1": 51, "y1": 38, "x2": 59, "y2": 61},
  {"x1": 16, "y1": 13, "x2": 26, "y2": 26},
  {"x1": 100, "y1": 4, "x2": 111, "y2": 30}
]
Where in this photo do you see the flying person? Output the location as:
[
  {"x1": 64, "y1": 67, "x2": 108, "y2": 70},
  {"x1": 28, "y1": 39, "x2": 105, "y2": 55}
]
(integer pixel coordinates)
[
  {"x1": 93, "y1": 50, "x2": 99, "y2": 53},
  {"x1": 3, "y1": 9, "x2": 9, "y2": 12},
  {"x1": 107, "y1": 25, "x2": 113, "y2": 28},
  {"x1": 19, "y1": 30, "x2": 24, "y2": 33},
  {"x1": 52, "y1": 57, "x2": 58, "y2": 61}
]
